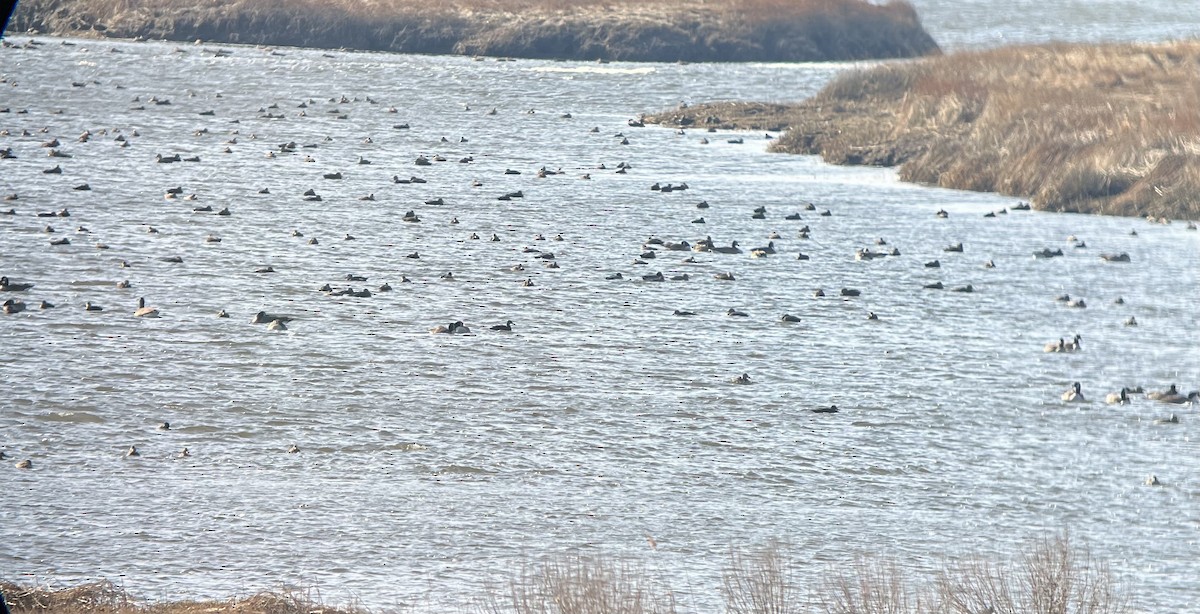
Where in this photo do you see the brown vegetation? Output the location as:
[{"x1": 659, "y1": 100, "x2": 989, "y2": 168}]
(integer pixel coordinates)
[
  {"x1": 2, "y1": 534, "x2": 1130, "y2": 614},
  {"x1": 648, "y1": 41, "x2": 1200, "y2": 219},
  {"x1": 8, "y1": 0, "x2": 938, "y2": 63},
  {"x1": 0, "y1": 581, "x2": 362, "y2": 614}
]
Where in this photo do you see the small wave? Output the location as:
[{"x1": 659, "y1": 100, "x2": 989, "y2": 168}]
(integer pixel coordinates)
[
  {"x1": 40, "y1": 411, "x2": 105, "y2": 424},
  {"x1": 531, "y1": 66, "x2": 656, "y2": 75}
]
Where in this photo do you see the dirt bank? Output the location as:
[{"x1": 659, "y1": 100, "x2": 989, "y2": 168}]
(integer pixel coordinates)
[
  {"x1": 8, "y1": 0, "x2": 939, "y2": 63},
  {"x1": 648, "y1": 41, "x2": 1200, "y2": 220}
]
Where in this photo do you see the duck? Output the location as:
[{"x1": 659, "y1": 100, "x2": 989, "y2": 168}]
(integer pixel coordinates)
[
  {"x1": 1101, "y1": 252, "x2": 1131, "y2": 262},
  {"x1": 134, "y1": 297, "x2": 160, "y2": 318},
  {"x1": 1124, "y1": 316, "x2": 1138, "y2": 327},
  {"x1": 0, "y1": 276, "x2": 34, "y2": 291},
  {"x1": 726, "y1": 308, "x2": 749, "y2": 317},
  {"x1": 780, "y1": 314, "x2": 801, "y2": 323},
  {"x1": 15, "y1": 459, "x2": 33, "y2": 469},
  {"x1": 1154, "y1": 387, "x2": 1199, "y2": 405},
  {"x1": 1064, "y1": 334, "x2": 1082, "y2": 351},
  {"x1": 267, "y1": 319, "x2": 288, "y2": 331},
  {"x1": 1144, "y1": 475, "x2": 1162, "y2": 486},
  {"x1": 1061, "y1": 382, "x2": 1085, "y2": 403},
  {"x1": 943, "y1": 243, "x2": 964, "y2": 253},
  {"x1": 252, "y1": 311, "x2": 292, "y2": 324},
  {"x1": 3, "y1": 298, "x2": 26, "y2": 314},
  {"x1": 812, "y1": 405, "x2": 839, "y2": 413},
  {"x1": 125, "y1": 446, "x2": 140, "y2": 457},
  {"x1": 711, "y1": 241, "x2": 741, "y2": 254},
  {"x1": 713, "y1": 272, "x2": 736, "y2": 281},
  {"x1": 1153, "y1": 414, "x2": 1180, "y2": 425},
  {"x1": 430, "y1": 321, "x2": 463, "y2": 334},
  {"x1": 673, "y1": 309, "x2": 697, "y2": 316},
  {"x1": 839, "y1": 288, "x2": 861, "y2": 297},
  {"x1": 177, "y1": 448, "x2": 191, "y2": 458},
  {"x1": 731, "y1": 373, "x2": 752, "y2": 385},
  {"x1": 1106, "y1": 388, "x2": 1131, "y2": 405},
  {"x1": 287, "y1": 444, "x2": 301, "y2": 454},
  {"x1": 84, "y1": 301, "x2": 103, "y2": 311},
  {"x1": 490, "y1": 320, "x2": 515, "y2": 331},
  {"x1": 1044, "y1": 338, "x2": 1066, "y2": 353}
]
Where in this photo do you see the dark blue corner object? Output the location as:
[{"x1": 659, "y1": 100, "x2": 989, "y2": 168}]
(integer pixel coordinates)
[{"x1": 0, "y1": 0, "x2": 16, "y2": 39}]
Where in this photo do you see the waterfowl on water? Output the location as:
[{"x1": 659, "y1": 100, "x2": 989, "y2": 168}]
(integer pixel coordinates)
[
  {"x1": 1105, "y1": 388, "x2": 1130, "y2": 405},
  {"x1": 125, "y1": 446, "x2": 140, "y2": 457},
  {"x1": 0, "y1": 276, "x2": 34, "y2": 291},
  {"x1": 3, "y1": 298, "x2": 26, "y2": 314},
  {"x1": 1153, "y1": 414, "x2": 1179, "y2": 425},
  {"x1": 267, "y1": 319, "x2": 288, "y2": 331},
  {"x1": 812, "y1": 405, "x2": 839, "y2": 413},
  {"x1": 134, "y1": 297, "x2": 160, "y2": 318},
  {"x1": 1062, "y1": 382, "x2": 1085, "y2": 403},
  {"x1": 490, "y1": 320, "x2": 515, "y2": 331},
  {"x1": 84, "y1": 301, "x2": 103, "y2": 311},
  {"x1": 15, "y1": 459, "x2": 32, "y2": 469},
  {"x1": 726, "y1": 308, "x2": 749, "y2": 317},
  {"x1": 713, "y1": 272, "x2": 736, "y2": 281},
  {"x1": 731, "y1": 373, "x2": 751, "y2": 385},
  {"x1": 252, "y1": 311, "x2": 292, "y2": 324},
  {"x1": 780, "y1": 314, "x2": 801, "y2": 323}
]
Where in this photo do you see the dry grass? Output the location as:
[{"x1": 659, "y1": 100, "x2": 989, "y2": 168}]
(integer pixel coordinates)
[
  {"x1": 0, "y1": 536, "x2": 1130, "y2": 614},
  {"x1": 650, "y1": 40, "x2": 1200, "y2": 219},
  {"x1": 0, "y1": 580, "x2": 364, "y2": 614},
  {"x1": 9, "y1": 0, "x2": 939, "y2": 62},
  {"x1": 722, "y1": 540, "x2": 802, "y2": 614},
  {"x1": 478, "y1": 556, "x2": 677, "y2": 614}
]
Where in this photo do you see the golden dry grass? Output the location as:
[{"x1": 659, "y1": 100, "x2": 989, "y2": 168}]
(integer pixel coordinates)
[
  {"x1": 3, "y1": 535, "x2": 1128, "y2": 614},
  {"x1": 650, "y1": 40, "x2": 1200, "y2": 219},
  {"x1": 9, "y1": 0, "x2": 938, "y2": 62},
  {"x1": 0, "y1": 581, "x2": 364, "y2": 614}
]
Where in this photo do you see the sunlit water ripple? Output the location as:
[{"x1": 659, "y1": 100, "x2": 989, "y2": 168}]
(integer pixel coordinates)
[{"x1": 1, "y1": 25, "x2": 1198, "y2": 613}]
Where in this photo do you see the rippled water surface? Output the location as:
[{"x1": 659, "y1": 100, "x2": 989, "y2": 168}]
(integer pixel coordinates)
[{"x1": 1, "y1": 21, "x2": 1199, "y2": 614}]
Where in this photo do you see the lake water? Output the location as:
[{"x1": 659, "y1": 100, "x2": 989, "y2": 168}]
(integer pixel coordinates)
[{"x1": 2, "y1": 5, "x2": 1199, "y2": 612}]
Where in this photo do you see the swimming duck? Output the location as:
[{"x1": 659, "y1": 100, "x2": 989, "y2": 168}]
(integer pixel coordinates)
[
  {"x1": 15, "y1": 459, "x2": 32, "y2": 469},
  {"x1": 1124, "y1": 316, "x2": 1138, "y2": 327},
  {"x1": 839, "y1": 288, "x2": 860, "y2": 297},
  {"x1": 490, "y1": 320, "x2": 515, "y2": 331},
  {"x1": 642, "y1": 272, "x2": 665, "y2": 282},
  {"x1": 866, "y1": 311, "x2": 879, "y2": 320},
  {"x1": 267, "y1": 319, "x2": 288, "y2": 331},
  {"x1": 673, "y1": 309, "x2": 697, "y2": 316},
  {"x1": 287, "y1": 444, "x2": 301, "y2": 454},
  {"x1": 177, "y1": 448, "x2": 191, "y2": 458},
  {"x1": 430, "y1": 321, "x2": 462, "y2": 334},
  {"x1": 0, "y1": 276, "x2": 34, "y2": 291},
  {"x1": 134, "y1": 297, "x2": 160, "y2": 318},
  {"x1": 1101, "y1": 252, "x2": 1131, "y2": 262},
  {"x1": 1062, "y1": 382, "x2": 1085, "y2": 403},
  {"x1": 252, "y1": 311, "x2": 292, "y2": 324},
  {"x1": 713, "y1": 272, "x2": 736, "y2": 281},
  {"x1": 1144, "y1": 475, "x2": 1162, "y2": 486},
  {"x1": 711, "y1": 241, "x2": 741, "y2": 255},
  {"x1": 924, "y1": 260, "x2": 940, "y2": 268},
  {"x1": 812, "y1": 405, "x2": 839, "y2": 413},
  {"x1": 731, "y1": 373, "x2": 751, "y2": 385},
  {"x1": 726, "y1": 308, "x2": 749, "y2": 317},
  {"x1": 125, "y1": 446, "x2": 140, "y2": 457},
  {"x1": 943, "y1": 243, "x2": 964, "y2": 253},
  {"x1": 84, "y1": 302, "x2": 103, "y2": 311},
  {"x1": 3, "y1": 298, "x2": 26, "y2": 314},
  {"x1": 780, "y1": 314, "x2": 801, "y2": 322},
  {"x1": 1105, "y1": 388, "x2": 1130, "y2": 405}
]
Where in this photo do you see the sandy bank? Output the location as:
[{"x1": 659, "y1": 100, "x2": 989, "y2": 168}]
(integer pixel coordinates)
[
  {"x1": 8, "y1": 0, "x2": 939, "y2": 63},
  {"x1": 648, "y1": 41, "x2": 1200, "y2": 220}
]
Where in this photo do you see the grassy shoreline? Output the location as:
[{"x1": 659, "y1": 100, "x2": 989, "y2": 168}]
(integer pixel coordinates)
[
  {"x1": 647, "y1": 41, "x2": 1200, "y2": 220},
  {"x1": 1, "y1": 535, "x2": 1130, "y2": 613},
  {"x1": 8, "y1": 0, "x2": 939, "y2": 63}
]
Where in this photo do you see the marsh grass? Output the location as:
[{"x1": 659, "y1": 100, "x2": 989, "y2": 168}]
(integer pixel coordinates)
[
  {"x1": 0, "y1": 580, "x2": 364, "y2": 614},
  {"x1": 1, "y1": 535, "x2": 1129, "y2": 614},
  {"x1": 652, "y1": 40, "x2": 1200, "y2": 218},
  {"x1": 9, "y1": 0, "x2": 938, "y2": 62}
]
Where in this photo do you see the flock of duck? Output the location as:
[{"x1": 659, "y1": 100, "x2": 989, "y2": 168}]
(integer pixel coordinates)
[{"x1": 1, "y1": 38, "x2": 1197, "y2": 474}]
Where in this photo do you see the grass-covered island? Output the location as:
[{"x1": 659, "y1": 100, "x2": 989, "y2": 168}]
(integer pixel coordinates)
[
  {"x1": 649, "y1": 41, "x2": 1200, "y2": 220},
  {"x1": 8, "y1": 0, "x2": 938, "y2": 62}
]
